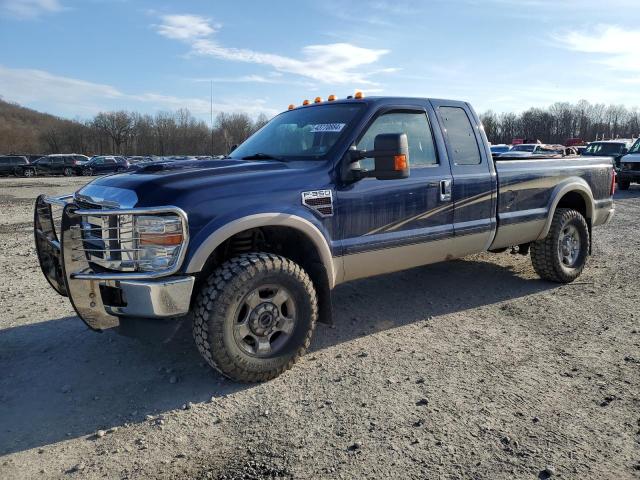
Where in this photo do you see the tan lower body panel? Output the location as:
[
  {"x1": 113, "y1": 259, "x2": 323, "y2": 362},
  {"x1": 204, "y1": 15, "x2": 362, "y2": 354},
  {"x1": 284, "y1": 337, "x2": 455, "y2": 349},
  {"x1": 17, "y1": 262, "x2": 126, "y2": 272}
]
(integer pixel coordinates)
[{"x1": 337, "y1": 232, "x2": 489, "y2": 284}]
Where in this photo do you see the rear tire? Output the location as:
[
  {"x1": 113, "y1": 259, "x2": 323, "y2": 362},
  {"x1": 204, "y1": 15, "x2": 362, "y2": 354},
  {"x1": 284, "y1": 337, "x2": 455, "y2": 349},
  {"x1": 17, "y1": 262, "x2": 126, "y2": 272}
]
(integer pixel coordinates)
[
  {"x1": 618, "y1": 179, "x2": 631, "y2": 190},
  {"x1": 22, "y1": 168, "x2": 35, "y2": 178},
  {"x1": 82, "y1": 168, "x2": 92, "y2": 176},
  {"x1": 193, "y1": 253, "x2": 318, "y2": 382},
  {"x1": 530, "y1": 208, "x2": 589, "y2": 283},
  {"x1": 63, "y1": 167, "x2": 74, "y2": 176}
]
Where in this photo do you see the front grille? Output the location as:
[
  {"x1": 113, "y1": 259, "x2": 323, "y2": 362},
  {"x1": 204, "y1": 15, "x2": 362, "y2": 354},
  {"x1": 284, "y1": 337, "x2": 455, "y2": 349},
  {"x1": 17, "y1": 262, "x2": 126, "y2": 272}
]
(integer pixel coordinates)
[{"x1": 80, "y1": 213, "x2": 138, "y2": 271}]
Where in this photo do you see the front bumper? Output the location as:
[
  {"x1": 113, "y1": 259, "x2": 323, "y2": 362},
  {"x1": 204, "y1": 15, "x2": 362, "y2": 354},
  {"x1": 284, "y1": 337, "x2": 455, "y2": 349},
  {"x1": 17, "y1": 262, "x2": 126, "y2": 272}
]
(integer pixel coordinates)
[{"x1": 34, "y1": 195, "x2": 194, "y2": 330}]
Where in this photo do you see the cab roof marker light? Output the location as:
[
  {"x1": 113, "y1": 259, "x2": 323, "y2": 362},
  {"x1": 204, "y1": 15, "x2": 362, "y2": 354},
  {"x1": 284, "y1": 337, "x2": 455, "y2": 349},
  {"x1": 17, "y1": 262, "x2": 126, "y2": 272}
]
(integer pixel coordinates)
[
  {"x1": 327, "y1": 94, "x2": 336, "y2": 101},
  {"x1": 354, "y1": 90, "x2": 364, "y2": 99},
  {"x1": 288, "y1": 104, "x2": 295, "y2": 110},
  {"x1": 302, "y1": 99, "x2": 310, "y2": 106},
  {"x1": 314, "y1": 96, "x2": 322, "y2": 103}
]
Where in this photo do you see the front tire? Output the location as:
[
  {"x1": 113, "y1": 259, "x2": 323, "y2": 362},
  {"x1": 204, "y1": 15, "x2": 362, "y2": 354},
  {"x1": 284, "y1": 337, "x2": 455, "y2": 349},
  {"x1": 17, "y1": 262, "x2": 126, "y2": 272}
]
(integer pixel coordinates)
[
  {"x1": 82, "y1": 168, "x2": 92, "y2": 176},
  {"x1": 22, "y1": 168, "x2": 35, "y2": 178},
  {"x1": 530, "y1": 208, "x2": 589, "y2": 283},
  {"x1": 63, "y1": 167, "x2": 74, "y2": 176},
  {"x1": 193, "y1": 253, "x2": 318, "y2": 382}
]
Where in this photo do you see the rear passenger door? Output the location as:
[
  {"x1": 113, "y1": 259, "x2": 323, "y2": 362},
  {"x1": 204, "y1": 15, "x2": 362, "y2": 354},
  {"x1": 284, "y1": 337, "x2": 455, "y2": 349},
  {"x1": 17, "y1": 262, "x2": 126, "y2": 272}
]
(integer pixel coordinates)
[{"x1": 430, "y1": 100, "x2": 496, "y2": 253}]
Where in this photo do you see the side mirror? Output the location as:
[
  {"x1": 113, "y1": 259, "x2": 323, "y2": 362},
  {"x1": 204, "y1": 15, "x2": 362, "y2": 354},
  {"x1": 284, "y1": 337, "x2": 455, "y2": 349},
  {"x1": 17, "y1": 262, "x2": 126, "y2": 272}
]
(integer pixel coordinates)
[
  {"x1": 621, "y1": 147, "x2": 629, "y2": 155},
  {"x1": 371, "y1": 133, "x2": 410, "y2": 180}
]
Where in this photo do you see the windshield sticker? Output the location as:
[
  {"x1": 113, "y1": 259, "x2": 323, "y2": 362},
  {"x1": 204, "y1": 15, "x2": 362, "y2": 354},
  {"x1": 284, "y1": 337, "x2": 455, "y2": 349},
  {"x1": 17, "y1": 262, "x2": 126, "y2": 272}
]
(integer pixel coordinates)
[{"x1": 309, "y1": 123, "x2": 346, "y2": 133}]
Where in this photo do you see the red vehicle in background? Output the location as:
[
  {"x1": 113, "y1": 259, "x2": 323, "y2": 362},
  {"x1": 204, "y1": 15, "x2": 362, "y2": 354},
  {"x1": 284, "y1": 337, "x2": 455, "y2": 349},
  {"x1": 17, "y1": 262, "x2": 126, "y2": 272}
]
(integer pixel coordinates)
[{"x1": 565, "y1": 138, "x2": 585, "y2": 147}]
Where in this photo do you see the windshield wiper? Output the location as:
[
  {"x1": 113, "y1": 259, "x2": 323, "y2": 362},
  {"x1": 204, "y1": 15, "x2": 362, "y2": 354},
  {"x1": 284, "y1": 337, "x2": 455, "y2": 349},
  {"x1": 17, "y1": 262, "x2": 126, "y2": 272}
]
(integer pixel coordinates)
[{"x1": 241, "y1": 153, "x2": 285, "y2": 161}]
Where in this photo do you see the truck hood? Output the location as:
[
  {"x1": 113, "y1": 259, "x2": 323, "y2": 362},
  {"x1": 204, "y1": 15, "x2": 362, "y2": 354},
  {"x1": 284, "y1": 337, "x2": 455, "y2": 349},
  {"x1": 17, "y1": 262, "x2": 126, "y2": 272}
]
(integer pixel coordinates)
[
  {"x1": 74, "y1": 158, "x2": 321, "y2": 211},
  {"x1": 621, "y1": 153, "x2": 640, "y2": 163},
  {"x1": 79, "y1": 159, "x2": 289, "y2": 198}
]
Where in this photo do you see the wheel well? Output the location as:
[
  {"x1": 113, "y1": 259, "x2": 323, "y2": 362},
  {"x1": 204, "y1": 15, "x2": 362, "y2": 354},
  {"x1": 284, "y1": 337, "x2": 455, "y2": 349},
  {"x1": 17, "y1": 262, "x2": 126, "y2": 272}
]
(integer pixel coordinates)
[
  {"x1": 556, "y1": 191, "x2": 589, "y2": 222},
  {"x1": 193, "y1": 226, "x2": 333, "y2": 324}
]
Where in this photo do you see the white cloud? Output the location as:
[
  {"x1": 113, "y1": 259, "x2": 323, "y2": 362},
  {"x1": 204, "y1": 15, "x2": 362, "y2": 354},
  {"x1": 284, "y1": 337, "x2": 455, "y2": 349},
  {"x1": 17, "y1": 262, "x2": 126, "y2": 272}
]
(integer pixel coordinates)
[
  {"x1": 155, "y1": 14, "x2": 217, "y2": 41},
  {"x1": 155, "y1": 14, "x2": 391, "y2": 85},
  {"x1": 0, "y1": 0, "x2": 62, "y2": 18},
  {"x1": 555, "y1": 24, "x2": 640, "y2": 72},
  {"x1": 0, "y1": 65, "x2": 278, "y2": 118}
]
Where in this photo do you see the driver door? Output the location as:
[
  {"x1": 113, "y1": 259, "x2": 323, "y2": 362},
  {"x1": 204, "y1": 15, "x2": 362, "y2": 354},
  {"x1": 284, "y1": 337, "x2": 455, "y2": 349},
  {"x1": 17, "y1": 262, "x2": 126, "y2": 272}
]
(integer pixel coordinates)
[{"x1": 335, "y1": 108, "x2": 454, "y2": 282}]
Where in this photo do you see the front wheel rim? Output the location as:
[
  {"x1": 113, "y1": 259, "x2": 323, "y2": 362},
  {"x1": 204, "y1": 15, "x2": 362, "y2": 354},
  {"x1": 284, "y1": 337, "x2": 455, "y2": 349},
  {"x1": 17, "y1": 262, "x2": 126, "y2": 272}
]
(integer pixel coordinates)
[
  {"x1": 24, "y1": 170, "x2": 33, "y2": 177},
  {"x1": 233, "y1": 284, "x2": 297, "y2": 358},
  {"x1": 558, "y1": 224, "x2": 581, "y2": 267}
]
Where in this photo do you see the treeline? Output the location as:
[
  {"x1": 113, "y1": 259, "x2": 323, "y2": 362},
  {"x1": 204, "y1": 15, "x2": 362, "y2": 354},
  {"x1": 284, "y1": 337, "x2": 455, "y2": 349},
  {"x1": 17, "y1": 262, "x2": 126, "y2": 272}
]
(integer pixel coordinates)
[
  {"x1": 3, "y1": 97, "x2": 640, "y2": 155},
  {"x1": 481, "y1": 101, "x2": 640, "y2": 145},
  {"x1": 0, "y1": 98, "x2": 269, "y2": 155}
]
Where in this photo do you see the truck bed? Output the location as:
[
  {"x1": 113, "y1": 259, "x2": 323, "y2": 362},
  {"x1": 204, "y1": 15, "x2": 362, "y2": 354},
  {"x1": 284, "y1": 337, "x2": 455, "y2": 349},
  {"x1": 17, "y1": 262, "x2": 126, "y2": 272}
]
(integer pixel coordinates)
[{"x1": 490, "y1": 156, "x2": 615, "y2": 249}]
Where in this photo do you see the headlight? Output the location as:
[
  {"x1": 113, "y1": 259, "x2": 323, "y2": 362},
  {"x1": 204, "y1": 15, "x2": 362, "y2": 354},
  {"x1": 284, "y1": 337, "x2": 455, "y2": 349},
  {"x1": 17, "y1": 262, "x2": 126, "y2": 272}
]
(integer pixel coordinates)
[
  {"x1": 80, "y1": 210, "x2": 187, "y2": 274},
  {"x1": 135, "y1": 215, "x2": 184, "y2": 271}
]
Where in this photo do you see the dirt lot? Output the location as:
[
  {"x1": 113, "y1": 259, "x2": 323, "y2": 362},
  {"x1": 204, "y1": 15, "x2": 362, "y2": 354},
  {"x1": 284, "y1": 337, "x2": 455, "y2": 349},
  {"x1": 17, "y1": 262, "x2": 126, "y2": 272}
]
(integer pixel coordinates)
[{"x1": 0, "y1": 176, "x2": 638, "y2": 479}]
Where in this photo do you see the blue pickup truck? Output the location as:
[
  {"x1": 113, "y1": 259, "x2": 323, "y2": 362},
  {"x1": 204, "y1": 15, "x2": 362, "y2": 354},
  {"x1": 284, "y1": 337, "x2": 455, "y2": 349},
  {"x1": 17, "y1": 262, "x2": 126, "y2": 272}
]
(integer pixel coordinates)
[{"x1": 34, "y1": 96, "x2": 616, "y2": 382}]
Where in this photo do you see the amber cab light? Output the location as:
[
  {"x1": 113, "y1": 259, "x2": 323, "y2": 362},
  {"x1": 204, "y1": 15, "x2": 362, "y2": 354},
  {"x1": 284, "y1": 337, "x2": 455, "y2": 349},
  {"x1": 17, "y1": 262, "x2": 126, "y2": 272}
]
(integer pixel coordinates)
[
  {"x1": 354, "y1": 91, "x2": 364, "y2": 99},
  {"x1": 288, "y1": 104, "x2": 295, "y2": 110},
  {"x1": 302, "y1": 99, "x2": 310, "y2": 106},
  {"x1": 327, "y1": 94, "x2": 336, "y2": 101},
  {"x1": 314, "y1": 96, "x2": 322, "y2": 103}
]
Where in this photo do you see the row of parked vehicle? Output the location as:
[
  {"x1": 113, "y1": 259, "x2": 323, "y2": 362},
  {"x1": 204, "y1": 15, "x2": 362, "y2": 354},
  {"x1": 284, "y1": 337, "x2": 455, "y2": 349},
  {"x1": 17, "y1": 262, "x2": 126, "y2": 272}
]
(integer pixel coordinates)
[
  {"x1": 490, "y1": 138, "x2": 640, "y2": 190},
  {"x1": 0, "y1": 154, "x2": 221, "y2": 178}
]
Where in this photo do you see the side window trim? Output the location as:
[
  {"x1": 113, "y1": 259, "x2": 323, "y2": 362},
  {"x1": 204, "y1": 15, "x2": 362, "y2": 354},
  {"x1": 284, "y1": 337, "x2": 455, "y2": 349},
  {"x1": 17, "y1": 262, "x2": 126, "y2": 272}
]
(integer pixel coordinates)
[{"x1": 354, "y1": 107, "x2": 440, "y2": 169}]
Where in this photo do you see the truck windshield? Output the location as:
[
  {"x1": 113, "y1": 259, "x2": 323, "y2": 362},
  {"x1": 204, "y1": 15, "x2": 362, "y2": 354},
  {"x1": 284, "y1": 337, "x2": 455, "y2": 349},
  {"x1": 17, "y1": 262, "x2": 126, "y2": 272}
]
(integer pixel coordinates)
[
  {"x1": 629, "y1": 139, "x2": 640, "y2": 154},
  {"x1": 230, "y1": 104, "x2": 365, "y2": 160}
]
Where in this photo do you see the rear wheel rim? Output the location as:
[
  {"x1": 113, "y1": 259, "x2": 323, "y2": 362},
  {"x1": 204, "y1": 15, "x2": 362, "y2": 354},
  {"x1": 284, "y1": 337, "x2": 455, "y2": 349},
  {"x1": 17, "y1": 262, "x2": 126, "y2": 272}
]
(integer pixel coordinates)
[
  {"x1": 233, "y1": 284, "x2": 297, "y2": 358},
  {"x1": 558, "y1": 224, "x2": 581, "y2": 267},
  {"x1": 24, "y1": 170, "x2": 33, "y2": 177}
]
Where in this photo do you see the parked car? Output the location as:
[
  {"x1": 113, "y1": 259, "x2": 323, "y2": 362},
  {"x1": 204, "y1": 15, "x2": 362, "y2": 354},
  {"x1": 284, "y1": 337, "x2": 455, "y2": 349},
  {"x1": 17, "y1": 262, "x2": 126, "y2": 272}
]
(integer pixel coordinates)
[
  {"x1": 617, "y1": 138, "x2": 640, "y2": 190},
  {"x1": 490, "y1": 144, "x2": 511, "y2": 158},
  {"x1": 125, "y1": 156, "x2": 154, "y2": 165},
  {"x1": 32, "y1": 154, "x2": 90, "y2": 176},
  {"x1": 34, "y1": 95, "x2": 615, "y2": 382},
  {"x1": 81, "y1": 156, "x2": 129, "y2": 176},
  {"x1": 500, "y1": 143, "x2": 564, "y2": 158},
  {"x1": 0, "y1": 155, "x2": 36, "y2": 177},
  {"x1": 581, "y1": 140, "x2": 633, "y2": 169}
]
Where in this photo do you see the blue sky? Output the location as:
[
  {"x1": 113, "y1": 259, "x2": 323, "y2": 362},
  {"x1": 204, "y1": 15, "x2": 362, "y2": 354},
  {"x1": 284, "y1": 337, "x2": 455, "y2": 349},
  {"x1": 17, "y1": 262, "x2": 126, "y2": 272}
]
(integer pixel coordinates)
[{"x1": 1, "y1": 0, "x2": 639, "y2": 121}]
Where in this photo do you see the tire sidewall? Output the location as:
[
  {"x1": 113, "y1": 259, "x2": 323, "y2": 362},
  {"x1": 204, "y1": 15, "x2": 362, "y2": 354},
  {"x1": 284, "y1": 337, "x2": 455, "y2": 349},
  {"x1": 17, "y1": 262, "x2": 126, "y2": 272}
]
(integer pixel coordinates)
[
  {"x1": 554, "y1": 211, "x2": 589, "y2": 280},
  {"x1": 207, "y1": 262, "x2": 314, "y2": 374}
]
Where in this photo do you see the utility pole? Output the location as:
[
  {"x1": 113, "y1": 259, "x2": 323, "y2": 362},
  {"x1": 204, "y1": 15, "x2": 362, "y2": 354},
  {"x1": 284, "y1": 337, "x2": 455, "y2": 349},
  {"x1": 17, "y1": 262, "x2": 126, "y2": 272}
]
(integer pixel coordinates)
[{"x1": 210, "y1": 80, "x2": 214, "y2": 156}]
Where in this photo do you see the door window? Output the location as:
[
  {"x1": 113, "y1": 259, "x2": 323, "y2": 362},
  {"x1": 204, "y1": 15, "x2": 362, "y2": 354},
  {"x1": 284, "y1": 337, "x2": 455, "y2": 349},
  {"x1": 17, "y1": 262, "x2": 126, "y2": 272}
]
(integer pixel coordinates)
[
  {"x1": 439, "y1": 107, "x2": 481, "y2": 165},
  {"x1": 356, "y1": 111, "x2": 437, "y2": 170}
]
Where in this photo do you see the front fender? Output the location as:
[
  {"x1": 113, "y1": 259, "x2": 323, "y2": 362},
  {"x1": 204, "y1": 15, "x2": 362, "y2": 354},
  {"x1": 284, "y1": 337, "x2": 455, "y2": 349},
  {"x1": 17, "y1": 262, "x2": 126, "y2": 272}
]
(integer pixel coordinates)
[{"x1": 184, "y1": 209, "x2": 338, "y2": 288}]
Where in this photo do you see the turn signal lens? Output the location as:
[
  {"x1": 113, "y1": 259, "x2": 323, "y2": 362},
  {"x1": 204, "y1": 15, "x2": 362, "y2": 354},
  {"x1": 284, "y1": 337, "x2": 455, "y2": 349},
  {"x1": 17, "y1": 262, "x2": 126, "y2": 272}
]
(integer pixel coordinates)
[
  {"x1": 354, "y1": 90, "x2": 364, "y2": 99},
  {"x1": 394, "y1": 154, "x2": 407, "y2": 170},
  {"x1": 302, "y1": 99, "x2": 310, "y2": 106},
  {"x1": 314, "y1": 96, "x2": 322, "y2": 103},
  {"x1": 139, "y1": 233, "x2": 183, "y2": 246},
  {"x1": 288, "y1": 104, "x2": 295, "y2": 110},
  {"x1": 327, "y1": 94, "x2": 336, "y2": 101}
]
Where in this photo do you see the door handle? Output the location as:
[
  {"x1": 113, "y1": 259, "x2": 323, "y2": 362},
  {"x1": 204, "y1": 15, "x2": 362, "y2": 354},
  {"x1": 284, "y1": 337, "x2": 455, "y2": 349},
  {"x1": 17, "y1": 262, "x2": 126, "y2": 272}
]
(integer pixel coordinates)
[{"x1": 439, "y1": 179, "x2": 452, "y2": 202}]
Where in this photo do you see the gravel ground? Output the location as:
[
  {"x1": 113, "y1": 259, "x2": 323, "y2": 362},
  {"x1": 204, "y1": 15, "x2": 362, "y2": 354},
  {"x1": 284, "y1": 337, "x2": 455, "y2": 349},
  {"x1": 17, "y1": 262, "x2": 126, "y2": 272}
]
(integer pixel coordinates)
[{"x1": 0, "y1": 176, "x2": 638, "y2": 480}]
